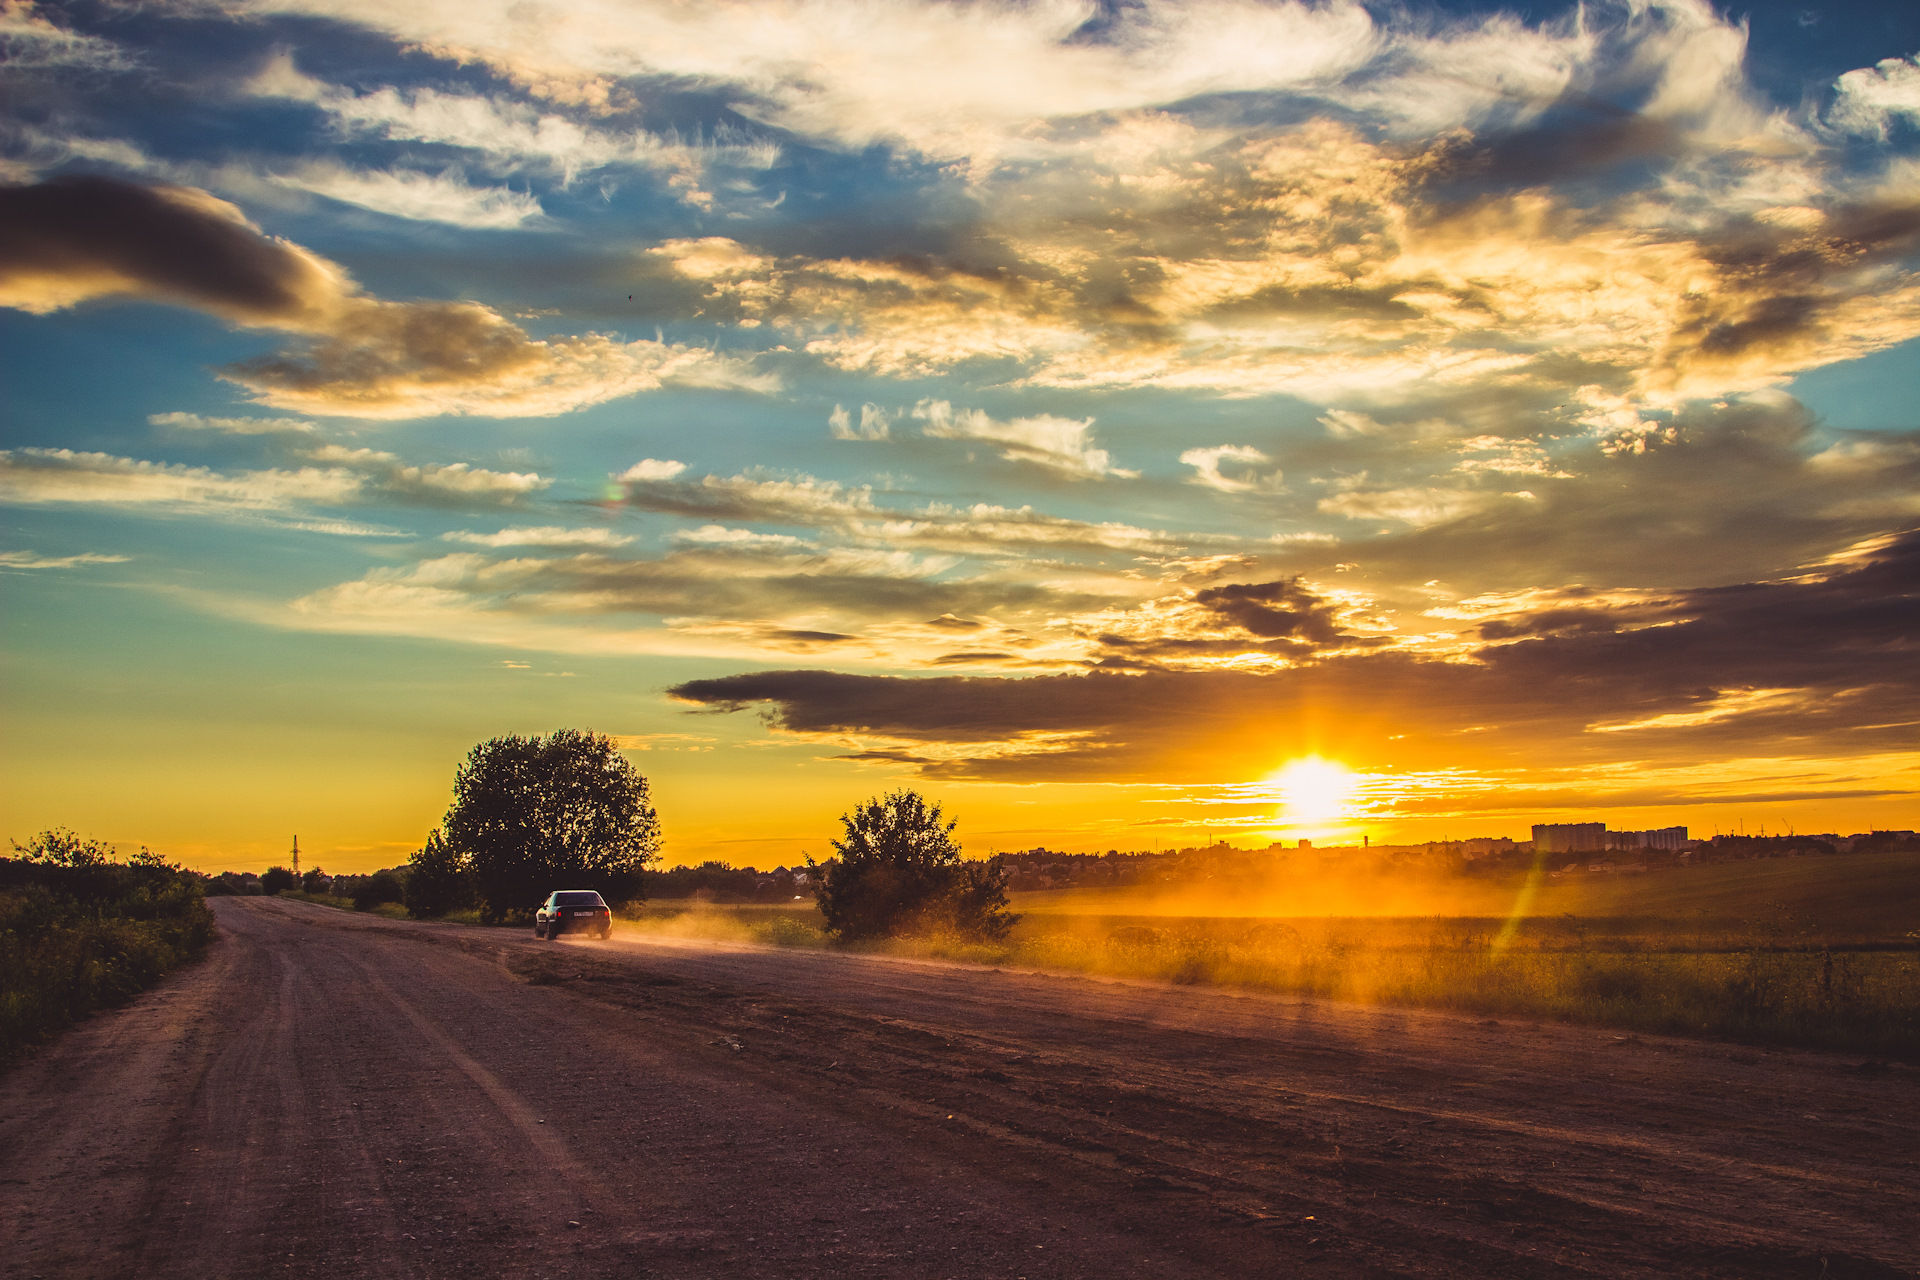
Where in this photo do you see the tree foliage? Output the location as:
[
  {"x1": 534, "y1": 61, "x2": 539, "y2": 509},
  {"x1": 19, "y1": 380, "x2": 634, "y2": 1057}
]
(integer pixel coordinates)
[
  {"x1": 13, "y1": 827, "x2": 114, "y2": 867},
  {"x1": 351, "y1": 868, "x2": 406, "y2": 910},
  {"x1": 813, "y1": 789, "x2": 1017, "y2": 942},
  {"x1": 404, "y1": 828, "x2": 476, "y2": 918},
  {"x1": 260, "y1": 865, "x2": 297, "y2": 895},
  {"x1": 442, "y1": 729, "x2": 661, "y2": 923}
]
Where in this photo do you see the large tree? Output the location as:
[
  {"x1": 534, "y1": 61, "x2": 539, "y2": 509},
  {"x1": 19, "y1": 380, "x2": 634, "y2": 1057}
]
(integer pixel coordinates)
[
  {"x1": 442, "y1": 729, "x2": 661, "y2": 923},
  {"x1": 813, "y1": 789, "x2": 1016, "y2": 942}
]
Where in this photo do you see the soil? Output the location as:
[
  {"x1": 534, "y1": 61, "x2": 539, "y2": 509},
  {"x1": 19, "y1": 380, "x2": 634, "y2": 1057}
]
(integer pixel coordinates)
[{"x1": 1, "y1": 896, "x2": 1915, "y2": 1279}]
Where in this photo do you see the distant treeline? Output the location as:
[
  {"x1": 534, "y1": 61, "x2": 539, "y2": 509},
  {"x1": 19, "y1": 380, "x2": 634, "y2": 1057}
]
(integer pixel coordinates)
[
  {"x1": 206, "y1": 830, "x2": 1920, "y2": 908},
  {"x1": 1, "y1": 833, "x2": 215, "y2": 1062}
]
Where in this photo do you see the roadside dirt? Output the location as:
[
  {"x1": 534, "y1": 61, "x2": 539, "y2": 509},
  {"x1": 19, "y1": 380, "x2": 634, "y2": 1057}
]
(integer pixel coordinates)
[{"x1": 2, "y1": 897, "x2": 1915, "y2": 1279}]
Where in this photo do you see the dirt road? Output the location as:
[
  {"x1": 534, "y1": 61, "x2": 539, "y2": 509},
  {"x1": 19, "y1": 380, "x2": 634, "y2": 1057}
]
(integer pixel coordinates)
[{"x1": 2, "y1": 898, "x2": 1915, "y2": 1279}]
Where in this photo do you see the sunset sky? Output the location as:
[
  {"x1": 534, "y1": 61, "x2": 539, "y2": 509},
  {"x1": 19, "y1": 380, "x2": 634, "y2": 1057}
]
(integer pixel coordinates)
[{"x1": 3, "y1": 0, "x2": 1917, "y2": 873}]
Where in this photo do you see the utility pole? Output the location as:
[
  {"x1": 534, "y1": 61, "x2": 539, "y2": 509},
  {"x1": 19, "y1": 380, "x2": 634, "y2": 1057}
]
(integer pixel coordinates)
[{"x1": 291, "y1": 835, "x2": 299, "y2": 879}]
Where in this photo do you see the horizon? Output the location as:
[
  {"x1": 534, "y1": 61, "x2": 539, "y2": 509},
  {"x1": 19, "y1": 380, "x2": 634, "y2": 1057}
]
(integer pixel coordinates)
[{"x1": 4, "y1": 0, "x2": 1918, "y2": 874}]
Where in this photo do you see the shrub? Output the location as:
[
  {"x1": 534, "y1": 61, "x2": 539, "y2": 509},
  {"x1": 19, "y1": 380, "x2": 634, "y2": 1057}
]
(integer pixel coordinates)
[
  {"x1": 352, "y1": 868, "x2": 406, "y2": 911},
  {"x1": 813, "y1": 789, "x2": 1017, "y2": 942},
  {"x1": 1, "y1": 833, "x2": 214, "y2": 1061}
]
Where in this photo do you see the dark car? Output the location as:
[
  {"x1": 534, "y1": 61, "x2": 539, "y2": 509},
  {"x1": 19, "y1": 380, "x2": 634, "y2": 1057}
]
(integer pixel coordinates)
[{"x1": 535, "y1": 890, "x2": 612, "y2": 940}]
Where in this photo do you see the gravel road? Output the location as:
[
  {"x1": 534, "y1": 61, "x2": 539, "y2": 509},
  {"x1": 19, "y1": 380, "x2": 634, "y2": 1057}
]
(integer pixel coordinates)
[{"x1": 2, "y1": 896, "x2": 1915, "y2": 1279}]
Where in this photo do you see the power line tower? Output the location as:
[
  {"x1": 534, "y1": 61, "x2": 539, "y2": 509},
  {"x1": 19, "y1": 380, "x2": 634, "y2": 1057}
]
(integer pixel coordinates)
[{"x1": 291, "y1": 835, "x2": 300, "y2": 880}]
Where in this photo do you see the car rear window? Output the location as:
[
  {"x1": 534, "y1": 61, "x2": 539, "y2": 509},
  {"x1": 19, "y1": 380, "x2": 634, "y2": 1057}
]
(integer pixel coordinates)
[{"x1": 554, "y1": 891, "x2": 605, "y2": 906}]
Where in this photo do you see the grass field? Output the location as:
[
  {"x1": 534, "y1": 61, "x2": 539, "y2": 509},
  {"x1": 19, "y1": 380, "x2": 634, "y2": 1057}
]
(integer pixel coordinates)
[
  {"x1": 624, "y1": 852, "x2": 1920, "y2": 1058},
  {"x1": 1003, "y1": 850, "x2": 1920, "y2": 942}
]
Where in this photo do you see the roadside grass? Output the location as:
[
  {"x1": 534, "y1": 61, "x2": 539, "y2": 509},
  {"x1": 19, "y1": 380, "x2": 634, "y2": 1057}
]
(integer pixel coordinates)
[
  {"x1": 278, "y1": 890, "x2": 358, "y2": 911},
  {"x1": 0, "y1": 857, "x2": 215, "y2": 1063},
  {"x1": 618, "y1": 900, "x2": 827, "y2": 949}
]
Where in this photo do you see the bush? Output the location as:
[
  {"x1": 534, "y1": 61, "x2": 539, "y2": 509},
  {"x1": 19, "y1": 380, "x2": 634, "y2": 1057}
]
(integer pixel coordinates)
[
  {"x1": 1, "y1": 832, "x2": 214, "y2": 1061},
  {"x1": 813, "y1": 789, "x2": 1017, "y2": 942},
  {"x1": 261, "y1": 865, "x2": 297, "y2": 895},
  {"x1": 352, "y1": 868, "x2": 406, "y2": 911}
]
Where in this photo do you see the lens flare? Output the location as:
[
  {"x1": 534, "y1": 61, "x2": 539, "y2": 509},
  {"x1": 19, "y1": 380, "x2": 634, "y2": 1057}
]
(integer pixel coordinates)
[{"x1": 1273, "y1": 757, "x2": 1357, "y2": 824}]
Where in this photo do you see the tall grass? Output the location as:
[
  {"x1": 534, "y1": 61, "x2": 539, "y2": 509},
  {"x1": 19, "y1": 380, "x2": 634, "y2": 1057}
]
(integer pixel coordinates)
[
  {"x1": 0, "y1": 857, "x2": 215, "y2": 1062},
  {"x1": 897, "y1": 915, "x2": 1920, "y2": 1058}
]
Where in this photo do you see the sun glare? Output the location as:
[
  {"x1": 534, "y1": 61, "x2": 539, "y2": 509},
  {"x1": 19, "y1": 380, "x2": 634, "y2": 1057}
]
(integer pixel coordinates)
[{"x1": 1273, "y1": 757, "x2": 1358, "y2": 825}]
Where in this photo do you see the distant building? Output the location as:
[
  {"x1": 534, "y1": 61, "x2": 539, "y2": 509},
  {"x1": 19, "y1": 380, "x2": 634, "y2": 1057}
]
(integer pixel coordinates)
[
  {"x1": 1461, "y1": 837, "x2": 1515, "y2": 856},
  {"x1": 1533, "y1": 822, "x2": 1606, "y2": 854},
  {"x1": 1607, "y1": 826, "x2": 1688, "y2": 851}
]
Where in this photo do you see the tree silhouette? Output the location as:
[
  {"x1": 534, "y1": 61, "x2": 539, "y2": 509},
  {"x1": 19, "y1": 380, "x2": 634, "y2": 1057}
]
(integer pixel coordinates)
[
  {"x1": 403, "y1": 828, "x2": 476, "y2": 918},
  {"x1": 813, "y1": 789, "x2": 1016, "y2": 942},
  {"x1": 442, "y1": 729, "x2": 661, "y2": 923}
]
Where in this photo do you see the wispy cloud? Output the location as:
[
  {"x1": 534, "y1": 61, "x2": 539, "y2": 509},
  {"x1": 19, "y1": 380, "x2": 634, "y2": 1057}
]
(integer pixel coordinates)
[
  {"x1": 443, "y1": 525, "x2": 633, "y2": 547},
  {"x1": 268, "y1": 164, "x2": 545, "y2": 229},
  {"x1": 913, "y1": 400, "x2": 1137, "y2": 480},
  {"x1": 0, "y1": 549, "x2": 130, "y2": 569},
  {"x1": 0, "y1": 445, "x2": 545, "y2": 521}
]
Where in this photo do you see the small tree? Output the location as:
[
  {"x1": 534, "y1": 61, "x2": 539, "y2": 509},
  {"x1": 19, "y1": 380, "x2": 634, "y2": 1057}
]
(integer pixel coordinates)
[
  {"x1": 260, "y1": 865, "x2": 297, "y2": 895},
  {"x1": 813, "y1": 789, "x2": 1017, "y2": 942},
  {"x1": 442, "y1": 729, "x2": 661, "y2": 923},
  {"x1": 404, "y1": 829, "x2": 476, "y2": 918}
]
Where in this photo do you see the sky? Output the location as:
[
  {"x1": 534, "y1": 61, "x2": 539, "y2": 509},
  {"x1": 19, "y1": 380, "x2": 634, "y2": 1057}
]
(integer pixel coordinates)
[{"x1": 2, "y1": 0, "x2": 1917, "y2": 874}]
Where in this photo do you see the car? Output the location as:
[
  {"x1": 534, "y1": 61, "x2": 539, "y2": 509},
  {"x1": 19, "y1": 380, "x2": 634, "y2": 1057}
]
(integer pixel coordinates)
[{"x1": 535, "y1": 890, "x2": 612, "y2": 940}]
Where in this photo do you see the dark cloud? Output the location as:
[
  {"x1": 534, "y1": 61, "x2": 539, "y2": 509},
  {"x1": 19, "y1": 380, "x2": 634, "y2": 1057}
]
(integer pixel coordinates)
[
  {"x1": 1276, "y1": 395, "x2": 1920, "y2": 596},
  {"x1": 667, "y1": 528, "x2": 1920, "y2": 780},
  {"x1": 0, "y1": 176, "x2": 335, "y2": 323},
  {"x1": 1192, "y1": 578, "x2": 1350, "y2": 644},
  {"x1": 0, "y1": 176, "x2": 763, "y2": 417}
]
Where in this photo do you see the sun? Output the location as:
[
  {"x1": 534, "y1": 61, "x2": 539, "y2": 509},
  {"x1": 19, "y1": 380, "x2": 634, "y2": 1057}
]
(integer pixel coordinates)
[{"x1": 1272, "y1": 757, "x2": 1358, "y2": 824}]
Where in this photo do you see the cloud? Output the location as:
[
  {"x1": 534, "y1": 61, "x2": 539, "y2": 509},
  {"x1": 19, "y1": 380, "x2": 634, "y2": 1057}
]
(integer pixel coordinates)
[
  {"x1": 828, "y1": 404, "x2": 892, "y2": 441},
  {"x1": 912, "y1": 399, "x2": 1136, "y2": 479},
  {"x1": 1828, "y1": 56, "x2": 1920, "y2": 141},
  {"x1": 0, "y1": 176, "x2": 774, "y2": 417},
  {"x1": 616, "y1": 458, "x2": 687, "y2": 481},
  {"x1": 0, "y1": 0, "x2": 133, "y2": 72},
  {"x1": 669, "y1": 524, "x2": 809, "y2": 549},
  {"x1": 617, "y1": 466, "x2": 1193, "y2": 556},
  {"x1": 1317, "y1": 483, "x2": 1527, "y2": 527},
  {"x1": 665, "y1": 526, "x2": 1920, "y2": 780},
  {"x1": 149, "y1": 411, "x2": 315, "y2": 435},
  {"x1": 1180, "y1": 445, "x2": 1281, "y2": 493},
  {"x1": 442, "y1": 526, "x2": 633, "y2": 547},
  {"x1": 0, "y1": 549, "x2": 130, "y2": 569},
  {"x1": 247, "y1": 50, "x2": 778, "y2": 197},
  {"x1": 0, "y1": 176, "x2": 346, "y2": 321},
  {"x1": 268, "y1": 164, "x2": 545, "y2": 229},
  {"x1": 218, "y1": 0, "x2": 1380, "y2": 164},
  {"x1": 0, "y1": 444, "x2": 545, "y2": 522}
]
